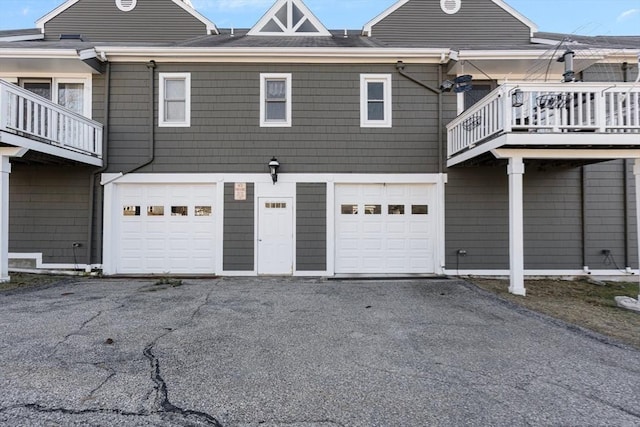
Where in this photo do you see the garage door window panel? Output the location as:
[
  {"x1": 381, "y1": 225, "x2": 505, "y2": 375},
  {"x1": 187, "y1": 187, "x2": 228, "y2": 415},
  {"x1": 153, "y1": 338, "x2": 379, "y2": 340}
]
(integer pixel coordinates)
[
  {"x1": 171, "y1": 206, "x2": 188, "y2": 216},
  {"x1": 147, "y1": 206, "x2": 165, "y2": 216}
]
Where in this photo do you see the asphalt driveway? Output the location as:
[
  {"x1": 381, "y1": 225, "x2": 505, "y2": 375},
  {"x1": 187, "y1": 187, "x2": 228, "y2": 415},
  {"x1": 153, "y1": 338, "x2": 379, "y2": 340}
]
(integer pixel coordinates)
[{"x1": 0, "y1": 277, "x2": 639, "y2": 426}]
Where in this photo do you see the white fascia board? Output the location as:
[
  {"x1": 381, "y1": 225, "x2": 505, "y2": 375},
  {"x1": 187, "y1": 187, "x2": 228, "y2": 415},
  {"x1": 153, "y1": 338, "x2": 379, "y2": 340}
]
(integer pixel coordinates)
[
  {"x1": 170, "y1": 0, "x2": 219, "y2": 35},
  {"x1": 36, "y1": 0, "x2": 80, "y2": 31},
  {"x1": 362, "y1": 0, "x2": 409, "y2": 37},
  {"x1": 0, "y1": 48, "x2": 82, "y2": 59},
  {"x1": 491, "y1": 0, "x2": 538, "y2": 36},
  {"x1": 0, "y1": 33, "x2": 45, "y2": 42},
  {"x1": 96, "y1": 46, "x2": 450, "y2": 63}
]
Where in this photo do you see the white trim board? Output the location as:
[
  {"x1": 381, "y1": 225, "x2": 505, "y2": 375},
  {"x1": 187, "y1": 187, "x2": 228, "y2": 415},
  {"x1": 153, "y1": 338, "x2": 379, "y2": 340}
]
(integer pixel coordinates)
[
  {"x1": 444, "y1": 269, "x2": 639, "y2": 277},
  {"x1": 9, "y1": 252, "x2": 100, "y2": 271}
]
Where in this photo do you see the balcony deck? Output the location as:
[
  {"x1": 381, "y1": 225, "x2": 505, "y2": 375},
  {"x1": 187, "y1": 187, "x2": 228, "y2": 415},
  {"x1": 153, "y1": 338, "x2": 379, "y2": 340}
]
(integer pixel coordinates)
[
  {"x1": 0, "y1": 79, "x2": 103, "y2": 166},
  {"x1": 447, "y1": 82, "x2": 640, "y2": 167}
]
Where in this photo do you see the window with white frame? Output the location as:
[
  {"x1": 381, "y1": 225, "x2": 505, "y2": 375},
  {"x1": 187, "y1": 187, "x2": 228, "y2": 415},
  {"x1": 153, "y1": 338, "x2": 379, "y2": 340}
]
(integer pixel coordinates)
[
  {"x1": 360, "y1": 74, "x2": 392, "y2": 128},
  {"x1": 260, "y1": 73, "x2": 292, "y2": 127},
  {"x1": 159, "y1": 73, "x2": 191, "y2": 127},
  {"x1": 17, "y1": 76, "x2": 92, "y2": 118}
]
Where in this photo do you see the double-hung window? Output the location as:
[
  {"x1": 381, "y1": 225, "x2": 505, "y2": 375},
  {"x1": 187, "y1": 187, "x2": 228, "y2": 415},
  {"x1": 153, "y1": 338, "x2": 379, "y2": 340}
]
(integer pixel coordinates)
[
  {"x1": 360, "y1": 74, "x2": 392, "y2": 128},
  {"x1": 260, "y1": 73, "x2": 292, "y2": 127},
  {"x1": 159, "y1": 73, "x2": 191, "y2": 127}
]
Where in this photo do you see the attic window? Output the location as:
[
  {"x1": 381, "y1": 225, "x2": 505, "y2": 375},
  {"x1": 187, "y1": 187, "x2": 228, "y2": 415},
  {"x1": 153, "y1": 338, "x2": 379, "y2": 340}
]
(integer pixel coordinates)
[
  {"x1": 440, "y1": 0, "x2": 461, "y2": 15},
  {"x1": 116, "y1": 0, "x2": 137, "y2": 12}
]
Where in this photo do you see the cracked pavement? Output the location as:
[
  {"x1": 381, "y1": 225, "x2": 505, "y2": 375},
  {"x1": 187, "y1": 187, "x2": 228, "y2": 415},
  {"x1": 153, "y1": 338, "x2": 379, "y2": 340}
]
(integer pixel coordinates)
[{"x1": 0, "y1": 277, "x2": 639, "y2": 426}]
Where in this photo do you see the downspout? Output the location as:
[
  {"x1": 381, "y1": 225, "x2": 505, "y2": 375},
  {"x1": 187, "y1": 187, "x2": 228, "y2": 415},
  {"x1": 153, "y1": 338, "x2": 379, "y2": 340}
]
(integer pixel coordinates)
[
  {"x1": 86, "y1": 61, "x2": 111, "y2": 271},
  {"x1": 395, "y1": 61, "x2": 443, "y2": 173},
  {"x1": 101, "y1": 60, "x2": 157, "y2": 185}
]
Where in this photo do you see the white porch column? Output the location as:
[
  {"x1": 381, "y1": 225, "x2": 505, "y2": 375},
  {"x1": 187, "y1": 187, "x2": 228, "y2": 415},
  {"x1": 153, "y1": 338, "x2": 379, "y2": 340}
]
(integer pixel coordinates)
[
  {"x1": 508, "y1": 157, "x2": 526, "y2": 296},
  {"x1": 0, "y1": 156, "x2": 12, "y2": 283},
  {"x1": 0, "y1": 148, "x2": 27, "y2": 283}
]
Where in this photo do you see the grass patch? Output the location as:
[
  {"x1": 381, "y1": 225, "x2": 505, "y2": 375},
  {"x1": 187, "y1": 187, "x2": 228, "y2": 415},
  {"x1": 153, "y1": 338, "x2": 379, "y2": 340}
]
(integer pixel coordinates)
[
  {"x1": 469, "y1": 278, "x2": 640, "y2": 349},
  {"x1": 1, "y1": 272, "x2": 70, "y2": 292}
]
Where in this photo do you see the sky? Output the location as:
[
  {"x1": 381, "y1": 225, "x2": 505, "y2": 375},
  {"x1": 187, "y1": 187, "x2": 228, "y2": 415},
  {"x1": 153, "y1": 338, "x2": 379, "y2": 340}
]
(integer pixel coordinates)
[{"x1": 0, "y1": 0, "x2": 639, "y2": 36}]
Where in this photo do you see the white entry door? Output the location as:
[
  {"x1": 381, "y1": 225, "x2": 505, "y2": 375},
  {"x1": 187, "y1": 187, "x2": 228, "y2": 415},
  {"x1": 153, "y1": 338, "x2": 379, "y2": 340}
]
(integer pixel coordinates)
[{"x1": 258, "y1": 198, "x2": 294, "y2": 275}]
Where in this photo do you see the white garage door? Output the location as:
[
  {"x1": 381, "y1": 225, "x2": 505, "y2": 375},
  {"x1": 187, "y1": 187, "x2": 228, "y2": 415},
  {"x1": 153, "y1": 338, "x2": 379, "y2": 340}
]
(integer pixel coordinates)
[
  {"x1": 335, "y1": 184, "x2": 436, "y2": 274},
  {"x1": 116, "y1": 184, "x2": 217, "y2": 274}
]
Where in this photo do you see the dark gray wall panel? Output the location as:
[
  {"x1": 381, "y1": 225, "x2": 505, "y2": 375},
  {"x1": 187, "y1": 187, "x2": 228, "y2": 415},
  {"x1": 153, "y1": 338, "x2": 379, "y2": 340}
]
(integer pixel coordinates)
[
  {"x1": 584, "y1": 160, "x2": 634, "y2": 269},
  {"x1": 371, "y1": 0, "x2": 531, "y2": 48},
  {"x1": 446, "y1": 161, "x2": 638, "y2": 271},
  {"x1": 9, "y1": 164, "x2": 92, "y2": 264},
  {"x1": 523, "y1": 167, "x2": 582, "y2": 269},
  {"x1": 223, "y1": 183, "x2": 255, "y2": 271},
  {"x1": 445, "y1": 167, "x2": 509, "y2": 270},
  {"x1": 44, "y1": 0, "x2": 207, "y2": 42},
  {"x1": 296, "y1": 183, "x2": 327, "y2": 271},
  {"x1": 104, "y1": 62, "x2": 444, "y2": 175}
]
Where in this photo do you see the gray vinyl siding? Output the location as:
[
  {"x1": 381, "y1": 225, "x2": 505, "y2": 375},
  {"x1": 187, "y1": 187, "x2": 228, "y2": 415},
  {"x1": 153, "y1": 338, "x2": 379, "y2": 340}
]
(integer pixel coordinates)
[
  {"x1": 445, "y1": 161, "x2": 638, "y2": 270},
  {"x1": 370, "y1": 0, "x2": 531, "y2": 48},
  {"x1": 584, "y1": 160, "x2": 634, "y2": 269},
  {"x1": 9, "y1": 164, "x2": 92, "y2": 264},
  {"x1": 44, "y1": 0, "x2": 208, "y2": 42},
  {"x1": 223, "y1": 183, "x2": 255, "y2": 271},
  {"x1": 296, "y1": 183, "x2": 327, "y2": 271},
  {"x1": 105, "y1": 62, "x2": 442, "y2": 175}
]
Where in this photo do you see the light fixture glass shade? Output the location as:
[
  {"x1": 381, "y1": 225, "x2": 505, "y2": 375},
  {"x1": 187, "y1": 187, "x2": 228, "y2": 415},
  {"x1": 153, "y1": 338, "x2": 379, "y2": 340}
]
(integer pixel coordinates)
[
  {"x1": 512, "y1": 89, "x2": 524, "y2": 107},
  {"x1": 269, "y1": 157, "x2": 280, "y2": 184}
]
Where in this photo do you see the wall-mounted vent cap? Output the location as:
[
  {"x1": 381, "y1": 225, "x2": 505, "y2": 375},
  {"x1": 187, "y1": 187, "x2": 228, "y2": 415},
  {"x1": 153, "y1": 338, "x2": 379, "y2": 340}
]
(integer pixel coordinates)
[
  {"x1": 116, "y1": 0, "x2": 137, "y2": 12},
  {"x1": 441, "y1": 0, "x2": 462, "y2": 15}
]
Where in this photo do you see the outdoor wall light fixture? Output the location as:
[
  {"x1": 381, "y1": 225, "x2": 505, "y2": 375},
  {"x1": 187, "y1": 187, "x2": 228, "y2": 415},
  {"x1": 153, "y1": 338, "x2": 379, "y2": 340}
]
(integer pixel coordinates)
[
  {"x1": 269, "y1": 157, "x2": 280, "y2": 184},
  {"x1": 512, "y1": 89, "x2": 524, "y2": 107}
]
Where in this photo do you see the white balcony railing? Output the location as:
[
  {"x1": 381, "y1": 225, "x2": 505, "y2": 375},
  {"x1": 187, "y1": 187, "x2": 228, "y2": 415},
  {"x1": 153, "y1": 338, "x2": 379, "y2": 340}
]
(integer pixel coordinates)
[
  {"x1": 0, "y1": 79, "x2": 102, "y2": 159},
  {"x1": 448, "y1": 82, "x2": 640, "y2": 158}
]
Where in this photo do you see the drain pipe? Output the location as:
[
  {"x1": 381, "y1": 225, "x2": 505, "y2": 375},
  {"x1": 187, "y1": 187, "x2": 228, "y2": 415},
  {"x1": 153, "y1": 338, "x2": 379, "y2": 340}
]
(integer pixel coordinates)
[
  {"x1": 395, "y1": 61, "x2": 443, "y2": 173},
  {"x1": 101, "y1": 60, "x2": 157, "y2": 186},
  {"x1": 581, "y1": 166, "x2": 588, "y2": 273},
  {"x1": 85, "y1": 61, "x2": 111, "y2": 272}
]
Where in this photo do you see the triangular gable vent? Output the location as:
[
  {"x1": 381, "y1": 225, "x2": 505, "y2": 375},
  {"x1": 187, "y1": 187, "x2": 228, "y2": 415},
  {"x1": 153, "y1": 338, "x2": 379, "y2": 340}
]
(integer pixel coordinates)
[{"x1": 248, "y1": 0, "x2": 331, "y2": 36}]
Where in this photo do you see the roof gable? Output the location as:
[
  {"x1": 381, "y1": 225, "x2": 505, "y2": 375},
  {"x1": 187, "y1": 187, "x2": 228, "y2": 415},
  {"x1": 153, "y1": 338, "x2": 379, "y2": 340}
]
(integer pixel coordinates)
[
  {"x1": 363, "y1": 0, "x2": 538, "y2": 37},
  {"x1": 36, "y1": 0, "x2": 218, "y2": 35},
  {"x1": 248, "y1": 0, "x2": 331, "y2": 37}
]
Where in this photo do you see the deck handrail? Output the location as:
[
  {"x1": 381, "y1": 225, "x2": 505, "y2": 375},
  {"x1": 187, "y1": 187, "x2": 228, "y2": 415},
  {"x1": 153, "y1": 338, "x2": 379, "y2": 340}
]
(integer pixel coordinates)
[
  {"x1": 0, "y1": 79, "x2": 103, "y2": 159},
  {"x1": 447, "y1": 82, "x2": 640, "y2": 158}
]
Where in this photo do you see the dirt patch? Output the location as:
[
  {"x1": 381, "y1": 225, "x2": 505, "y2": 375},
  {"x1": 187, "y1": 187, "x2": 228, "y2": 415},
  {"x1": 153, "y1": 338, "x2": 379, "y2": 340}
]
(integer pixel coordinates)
[
  {"x1": 0, "y1": 272, "x2": 74, "y2": 292},
  {"x1": 468, "y1": 278, "x2": 640, "y2": 349}
]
